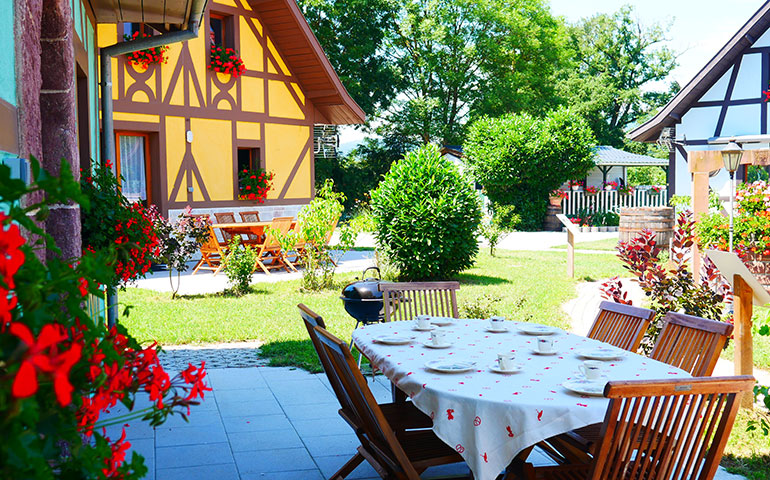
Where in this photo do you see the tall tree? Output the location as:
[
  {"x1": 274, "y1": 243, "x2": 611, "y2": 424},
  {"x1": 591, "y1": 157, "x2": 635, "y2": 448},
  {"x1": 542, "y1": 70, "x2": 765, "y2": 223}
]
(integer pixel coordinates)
[
  {"x1": 558, "y1": 5, "x2": 678, "y2": 146},
  {"x1": 298, "y1": 0, "x2": 400, "y2": 116},
  {"x1": 384, "y1": 0, "x2": 566, "y2": 145}
]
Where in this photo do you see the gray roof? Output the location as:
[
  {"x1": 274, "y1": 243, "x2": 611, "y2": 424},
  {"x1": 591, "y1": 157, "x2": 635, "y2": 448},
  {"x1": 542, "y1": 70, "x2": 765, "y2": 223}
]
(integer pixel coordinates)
[{"x1": 595, "y1": 146, "x2": 668, "y2": 167}]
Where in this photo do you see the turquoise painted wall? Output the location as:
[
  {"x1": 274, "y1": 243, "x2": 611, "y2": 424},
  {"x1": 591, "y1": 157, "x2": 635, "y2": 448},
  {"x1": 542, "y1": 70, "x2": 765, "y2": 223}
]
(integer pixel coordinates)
[
  {"x1": 0, "y1": 3, "x2": 15, "y2": 107},
  {"x1": 72, "y1": 0, "x2": 100, "y2": 166}
]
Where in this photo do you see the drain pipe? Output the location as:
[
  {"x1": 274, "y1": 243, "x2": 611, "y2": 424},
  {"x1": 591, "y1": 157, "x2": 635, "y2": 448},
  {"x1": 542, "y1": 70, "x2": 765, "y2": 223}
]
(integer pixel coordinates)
[{"x1": 100, "y1": 0, "x2": 207, "y2": 327}]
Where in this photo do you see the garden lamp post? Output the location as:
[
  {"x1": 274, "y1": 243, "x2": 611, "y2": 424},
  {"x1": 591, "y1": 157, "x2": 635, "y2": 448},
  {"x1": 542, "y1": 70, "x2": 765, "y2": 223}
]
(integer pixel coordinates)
[{"x1": 721, "y1": 141, "x2": 743, "y2": 252}]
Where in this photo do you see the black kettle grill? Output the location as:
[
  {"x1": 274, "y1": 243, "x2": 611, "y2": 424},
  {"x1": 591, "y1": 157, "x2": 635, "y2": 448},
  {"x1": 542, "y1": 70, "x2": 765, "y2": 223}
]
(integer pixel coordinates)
[{"x1": 340, "y1": 267, "x2": 386, "y2": 329}]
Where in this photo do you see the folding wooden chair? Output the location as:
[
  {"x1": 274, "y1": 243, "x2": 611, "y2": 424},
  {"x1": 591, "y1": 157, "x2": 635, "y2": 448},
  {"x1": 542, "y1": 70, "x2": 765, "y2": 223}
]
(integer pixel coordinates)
[
  {"x1": 297, "y1": 304, "x2": 431, "y2": 433},
  {"x1": 313, "y1": 322, "x2": 468, "y2": 479},
  {"x1": 586, "y1": 301, "x2": 656, "y2": 352},
  {"x1": 283, "y1": 222, "x2": 306, "y2": 270},
  {"x1": 523, "y1": 376, "x2": 754, "y2": 480},
  {"x1": 213, "y1": 212, "x2": 237, "y2": 243},
  {"x1": 379, "y1": 282, "x2": 460, "y2": 322},
  {"x1": 253, "y1": 216, "x2": 294, "y2": 274},
  {"x1": 651, "y1": 312, "x2": 734, "y2": 377},
  {"x1": 239, "y1": 210, "x2": 263, "y2": 243},
  {"x1": 192, "y1": 225, "x2": 228, "y2": 275}
]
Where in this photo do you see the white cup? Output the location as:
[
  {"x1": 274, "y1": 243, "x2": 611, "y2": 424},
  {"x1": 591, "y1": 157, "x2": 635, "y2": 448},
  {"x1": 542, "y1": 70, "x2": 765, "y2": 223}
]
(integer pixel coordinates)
[
  {"x1": 537, "y1": 336, "x2": 555, "y2": 353},
  {"x1": 416, "y1": 315, "x2": 431, "y2": 329},
  {"x1": 430, "y1": 330, "x2": 447, "y2": 346},
  {"x1": 578, "y1": 360, "x2": 603, "y2": 380},
  {"x1": 488, "y1": 316, "x2": 506, "y2": 329},
  {"x1": 497, "y1": 353, "x2": 515, "y2": 371}
]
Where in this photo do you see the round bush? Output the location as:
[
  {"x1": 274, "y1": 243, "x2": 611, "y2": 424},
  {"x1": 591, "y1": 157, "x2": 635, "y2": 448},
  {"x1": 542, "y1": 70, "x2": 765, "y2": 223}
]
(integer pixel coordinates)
[{"x1": 370, "y1": 144, "x2": 482, "y2": 280}]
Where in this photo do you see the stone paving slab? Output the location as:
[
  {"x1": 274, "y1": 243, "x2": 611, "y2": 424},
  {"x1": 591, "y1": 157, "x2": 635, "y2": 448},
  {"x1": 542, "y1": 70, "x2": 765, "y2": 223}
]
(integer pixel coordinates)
[{"x1": 104, "y1": 365, "x2": 746, "y2": 479}]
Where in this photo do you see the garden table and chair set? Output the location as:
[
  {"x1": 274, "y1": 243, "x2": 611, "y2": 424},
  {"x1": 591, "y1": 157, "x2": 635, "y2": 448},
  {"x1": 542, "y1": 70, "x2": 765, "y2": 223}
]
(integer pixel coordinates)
[
  {"x1": 189, "y1": 210, "x2": 337, "y2": 276},
  {"x1": 298, "y1": 282, "x2": 753, "y2": 480}
]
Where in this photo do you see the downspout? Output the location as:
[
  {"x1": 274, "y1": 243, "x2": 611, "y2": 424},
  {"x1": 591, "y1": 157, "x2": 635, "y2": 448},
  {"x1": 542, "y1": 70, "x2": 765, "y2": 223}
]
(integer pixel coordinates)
[{"x1": 99, "y1": 0, "x2": 207, "y2": 327}]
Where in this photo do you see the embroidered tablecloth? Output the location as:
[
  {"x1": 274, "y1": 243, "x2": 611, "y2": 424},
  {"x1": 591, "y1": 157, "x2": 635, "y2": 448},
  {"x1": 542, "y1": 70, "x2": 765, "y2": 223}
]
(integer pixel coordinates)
[{"x1": 352, "y1": 319, "x2": 689, "y2": 480}]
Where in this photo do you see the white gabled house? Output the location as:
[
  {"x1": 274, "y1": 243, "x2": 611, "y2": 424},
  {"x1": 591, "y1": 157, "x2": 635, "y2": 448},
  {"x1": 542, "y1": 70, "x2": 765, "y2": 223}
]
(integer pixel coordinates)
[{"x1": 629, "y1": 1, "x2": 770, "y2": 198}]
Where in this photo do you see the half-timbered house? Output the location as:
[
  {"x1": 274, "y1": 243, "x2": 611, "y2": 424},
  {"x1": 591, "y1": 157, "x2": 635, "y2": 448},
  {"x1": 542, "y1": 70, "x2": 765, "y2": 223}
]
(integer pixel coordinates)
[
  {"x1": 98, "y1": 0, "x2": 365, "y2": 219},
  {"x1": 629, "y1": 1, "x2": 770, "y2": 200}
]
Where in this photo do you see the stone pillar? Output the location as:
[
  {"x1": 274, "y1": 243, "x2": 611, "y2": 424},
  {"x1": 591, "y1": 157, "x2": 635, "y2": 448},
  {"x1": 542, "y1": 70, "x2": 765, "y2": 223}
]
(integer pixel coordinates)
[{"x1": 40, "y1": 0, "x2": 80, "y2": 260}]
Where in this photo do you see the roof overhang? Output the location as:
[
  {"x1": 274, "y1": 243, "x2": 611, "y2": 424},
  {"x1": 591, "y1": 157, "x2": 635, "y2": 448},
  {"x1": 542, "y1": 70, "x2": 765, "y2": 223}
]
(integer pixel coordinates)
[
  {"x1": 87, "y1": 0, "x2": 201, "y2": 27},
  {"x1": 249, "y1": 0, "x2": 366, "y2": 125},
  {"x1": 627, "y1": 1, "x2": 770, "y2": 143}
]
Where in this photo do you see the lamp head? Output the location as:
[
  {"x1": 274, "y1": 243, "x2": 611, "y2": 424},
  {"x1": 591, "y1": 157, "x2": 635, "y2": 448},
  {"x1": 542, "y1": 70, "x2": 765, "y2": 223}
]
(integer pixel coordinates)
[{"x1": 721, "y1": 141, "x2": 743, "y2": 173}]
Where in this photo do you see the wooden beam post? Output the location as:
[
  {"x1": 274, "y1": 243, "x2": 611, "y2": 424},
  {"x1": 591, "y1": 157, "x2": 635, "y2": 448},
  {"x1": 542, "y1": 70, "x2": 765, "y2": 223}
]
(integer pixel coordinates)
[
  {"x1": 567, "y1": 229, "x2": 575, "y2": 278},
  {"x1": 691, "y1": 171, "x2": 710, "y2": 274},
  {"x1": 733, "y1": 274, "x2": 754, "y2": 409}
]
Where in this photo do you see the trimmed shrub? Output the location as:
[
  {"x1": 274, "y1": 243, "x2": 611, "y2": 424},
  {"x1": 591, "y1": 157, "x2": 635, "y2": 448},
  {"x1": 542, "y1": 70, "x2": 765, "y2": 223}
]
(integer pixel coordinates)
[{"x1": 370, "y1": 144, "x2": 482, "y2": 280}]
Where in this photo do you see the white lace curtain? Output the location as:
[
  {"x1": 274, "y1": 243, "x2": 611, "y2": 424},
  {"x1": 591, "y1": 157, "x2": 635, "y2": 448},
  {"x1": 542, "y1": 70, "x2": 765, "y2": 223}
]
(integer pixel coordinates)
[{"x1": 119, "y1": 135, "x2": 147, "y2": 202}]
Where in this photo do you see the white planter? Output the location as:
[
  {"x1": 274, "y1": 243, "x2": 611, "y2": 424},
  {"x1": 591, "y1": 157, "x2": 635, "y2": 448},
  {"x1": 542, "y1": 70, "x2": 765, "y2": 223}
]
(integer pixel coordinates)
[
  {"x1": 599, "y1": 226, "x2": 608, "y2": 232},
  {"x1": 590, "y1": 226, "x2": 599, "y2": 233},
  {"x1": 571, "y1": 186, "x2": 580, "y2": 191},
  {"x1": 581, "y1": 226, "x2": 590, "y2": 233}
]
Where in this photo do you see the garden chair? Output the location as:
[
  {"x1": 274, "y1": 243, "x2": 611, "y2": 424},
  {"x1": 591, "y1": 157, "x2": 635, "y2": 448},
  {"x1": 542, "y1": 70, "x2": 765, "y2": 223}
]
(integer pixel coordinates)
[
  {"x1": 543, "y1": 310, "x2": 735, "y2": 464},
  {"x1": 586, "y1": 301, "x2": 656, "y2": 352},
  {"x1": 192, "y1": 225, "x2": 228, "y2": 275},
  {"x1": 213, "y1": 212, "x2": 236, "y2": 243},
  {"x1": 379, "y1": 282, "x2": 460, "y2": 322},
  {"x1": 283, "y1": 222, "x2": 306, "y2": 270},
  {"x1": 253, "y1": 216, "x2": 294, "y2": 274},
  {"x1": 238, "y1": 210, "x2": 264, "y2": 243},
  {"x1": 312, "y1": 323, "x2": 468, "y2": 479},
  {"x1": 650, "y1": 312, "x2": 734, "y2": 377},
  {"x1": 297, "y1": 304, "x2": 432, "y2": 434},
  {"x1": 522, "y1": 376, "x2": 754, "y2": 480}
]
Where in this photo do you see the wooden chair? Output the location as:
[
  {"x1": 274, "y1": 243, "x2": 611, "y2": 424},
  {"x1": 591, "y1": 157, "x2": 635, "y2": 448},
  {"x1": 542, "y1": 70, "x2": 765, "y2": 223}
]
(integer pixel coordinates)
[
  {"x1": 651, "y1": 312, "x2": 734, "y2": 377},
  {"x1": 544, "y1": 310, "x2": 734, "y2": 464},
  {"x1": 239, "y1": 210, "x2": 263, "y2": 243},
  {"x1": 586, "y1": 301, "x2": 656, "y2": 352},
  {"x1": 313, "y1": 322, "x2": 468, "y2": 479},
  {"x1": 253, "y1": 216, "x2": 294, "y2": 274},
  {"x1": 214, "y1": 212, "x2": 237, "y2": 243},
  {"x1": 192, "y1": 225, "x2": 228, "y2": 275},
  {"x1": 523, "y1": 376, "x2": 754, "y2": 480},
  {"x1": 379, "y1": 282, "x2": 460, "y2": 322},
  {"x1": 297, "y1": 304, "x2": 431, "y2": 433},
  {"x1": 283, "y1": 222, "x2": 306, "y2": 270}
]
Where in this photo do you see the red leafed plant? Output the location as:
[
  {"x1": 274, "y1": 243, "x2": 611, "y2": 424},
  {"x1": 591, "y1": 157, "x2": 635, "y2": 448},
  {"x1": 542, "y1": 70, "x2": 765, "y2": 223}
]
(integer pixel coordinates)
[
  {"x1": 600, "y1": 210, "x2": 732, "y2": 353},
  {"x1": 1, "y1": 157, "x2": 210, "y2": 479},
  {"x1": 209, "y1": 44, "x2": 246, "y2": 78},
  {"x1": 123, "y1": 32, "x2": 169, "y2": 68},
  {"x1": 238, "y1": 167, "x2": 273, "y2": 202}
]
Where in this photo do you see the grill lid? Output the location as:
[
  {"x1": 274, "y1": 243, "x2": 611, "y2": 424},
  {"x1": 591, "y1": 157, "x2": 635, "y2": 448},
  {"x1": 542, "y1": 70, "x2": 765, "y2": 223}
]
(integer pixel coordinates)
[{"x1": 341, "y1": 267, "x2": 382, "y2": 300}]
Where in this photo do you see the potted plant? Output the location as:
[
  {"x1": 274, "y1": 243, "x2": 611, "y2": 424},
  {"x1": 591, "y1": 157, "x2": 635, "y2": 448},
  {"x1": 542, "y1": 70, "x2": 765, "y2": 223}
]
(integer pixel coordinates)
[
  {"x1": 603, "y1": 181, "x2": 618, "y2": 191},
  {"x1": 238, "y1": 167, "x2": 274, "y2": 202},
  {"x1": 209, "y1": 45, "x2": 247, "y2": 78},
  {"x1": 549, "y1": 189, "x2": 567, "y2": 206},
  {"x1": 647, "y1": 185, "x2": 664, "y2": 196},
  {"x1": 618, "y1": 184, "x2": 635, "y2": 196},
  {"x1": 123, "y1": 32, "x2": 169, "y2": 68},
  {"x1": 584, "y1": 185, "x2": 599, "y2": 196},
  {"x1": 568, "y1": 180, "x2": 582, "y2": 191}
]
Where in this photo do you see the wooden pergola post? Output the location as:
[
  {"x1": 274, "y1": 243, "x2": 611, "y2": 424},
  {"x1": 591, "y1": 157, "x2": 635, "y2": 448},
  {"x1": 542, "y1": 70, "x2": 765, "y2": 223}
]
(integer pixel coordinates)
[
  {"x1": 556, "y1": 214, "x2": 578, "y2": 278},
  {"x1": 733, "y1": 275, "x2": 754, "y2": 409}
]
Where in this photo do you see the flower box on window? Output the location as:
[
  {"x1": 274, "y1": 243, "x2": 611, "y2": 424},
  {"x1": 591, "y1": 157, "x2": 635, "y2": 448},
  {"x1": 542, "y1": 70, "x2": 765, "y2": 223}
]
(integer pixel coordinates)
[
  {"x1": 123, "y1": 32, "x2": 168, "y2": 68},
  {"x1": 209, "y1": 44, "x2": 246, "y2": 78},
  {"x1": 238, "y1": 168, "x2": 273, "y2": 202}
]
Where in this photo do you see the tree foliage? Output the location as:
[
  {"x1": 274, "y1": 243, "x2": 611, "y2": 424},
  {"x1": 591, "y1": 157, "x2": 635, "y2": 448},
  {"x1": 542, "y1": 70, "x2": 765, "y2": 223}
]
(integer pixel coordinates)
[
  {"x1": 370, "y1": 144, "x2": 482, "y2": 280},
  {"x1": 557, "y1": 5, "x2": 678, "y2": 146},
  {"x1": 463, "y1": 108, "x2": 596, "y2": 230}
]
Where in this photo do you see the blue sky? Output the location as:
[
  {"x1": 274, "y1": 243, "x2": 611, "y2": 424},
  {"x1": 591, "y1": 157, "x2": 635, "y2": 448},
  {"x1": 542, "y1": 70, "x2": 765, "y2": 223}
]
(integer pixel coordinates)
[{"x1": 339, "y1": 1, "x2": 764, "y2": 149}]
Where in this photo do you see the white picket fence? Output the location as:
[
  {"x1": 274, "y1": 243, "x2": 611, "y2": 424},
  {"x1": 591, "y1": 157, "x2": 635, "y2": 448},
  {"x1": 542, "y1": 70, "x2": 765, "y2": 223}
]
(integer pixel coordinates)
[{"x1": 561, "y1": 189, "x2": 668, "y2": 216}]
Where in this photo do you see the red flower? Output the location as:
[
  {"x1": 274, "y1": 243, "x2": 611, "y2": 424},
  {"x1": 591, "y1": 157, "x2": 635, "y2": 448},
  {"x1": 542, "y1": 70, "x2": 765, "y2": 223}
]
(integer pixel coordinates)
[{"x1": 78, "y1": 277, "x2": 89, "y2": 297}]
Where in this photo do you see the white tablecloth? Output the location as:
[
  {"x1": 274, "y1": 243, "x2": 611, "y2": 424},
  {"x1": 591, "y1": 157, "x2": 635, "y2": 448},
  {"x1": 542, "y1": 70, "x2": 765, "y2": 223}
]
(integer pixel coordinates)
[{"x1": 352, "y1": 319, "x2": 689, "y2": 480}]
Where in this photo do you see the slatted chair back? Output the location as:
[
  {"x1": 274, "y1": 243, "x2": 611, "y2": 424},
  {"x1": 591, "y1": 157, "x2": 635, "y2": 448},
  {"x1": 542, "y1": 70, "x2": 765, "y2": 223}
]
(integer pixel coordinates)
[
  {"x1": 253, "y1": 217, "x2": 295, "y2": 274},
  {"x1": 192, "y1": 225, "x2": 227, "y2": 275},
  {"x1": 379, "y1": 282, "x2": 460, "y2": 322},
  {"x1": 651, "y1": 312, "x2": 734, "y2": 377},
  {"x1": 214, "y1": 212, "x2": 237, "y2": 242},
  {"x1": 587, "y1": 301, "x2": 656, "y2": 352},
  {"x1": 239, "y1": 211, "x2": 262, "y2": 242},
  {"x1": 588, "y1": 376, "x2": 753, "y2": 480},
  {"x1": 314, "y1": 325, "x2": 422, "y2": 478},
  {"x1": 262, "y1": 216, "x2": 293, "y2": 251}
]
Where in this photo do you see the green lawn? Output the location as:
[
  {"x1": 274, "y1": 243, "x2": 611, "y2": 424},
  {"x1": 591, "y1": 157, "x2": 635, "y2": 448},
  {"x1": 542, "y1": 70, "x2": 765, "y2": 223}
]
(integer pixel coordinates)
[{"x1": 551, "y1": 237, "x2": 619, "y2": 251}]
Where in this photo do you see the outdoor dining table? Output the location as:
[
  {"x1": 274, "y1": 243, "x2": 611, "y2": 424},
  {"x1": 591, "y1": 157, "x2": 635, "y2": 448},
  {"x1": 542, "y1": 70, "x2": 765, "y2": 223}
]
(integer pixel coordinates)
[
  {"x1": 351, "y1": 318, "x2": 690, "y2": 480},
  {"x1": 211, "y1": 220, "x2": 297, "y2": 238}
]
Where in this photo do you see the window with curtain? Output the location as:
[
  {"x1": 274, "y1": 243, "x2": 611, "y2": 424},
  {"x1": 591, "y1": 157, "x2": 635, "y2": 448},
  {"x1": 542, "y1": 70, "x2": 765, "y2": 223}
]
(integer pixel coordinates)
[{"x1": 118, "y1": 134, "x2": 148, "y2": 202}]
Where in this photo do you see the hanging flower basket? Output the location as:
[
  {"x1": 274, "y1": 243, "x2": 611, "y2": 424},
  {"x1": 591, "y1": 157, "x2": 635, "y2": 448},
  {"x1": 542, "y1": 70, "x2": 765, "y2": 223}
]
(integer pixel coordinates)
[
  {"x1": 238, "y1": 168, "x2": 274, "y2": 202},
  {"x1": 647, "y1": 185, "x2": 664, "y2": 195},
  {"x1": 584, "y1": 185, "x2": 599, "y2": 196},
  {"x1": 567, "y1": 180, "x2": 582, "y2": 191},
  {"x1": 618, "y1": 185, "x2": 635, "y2": 196},
  {"x1": 123, "y1": 32, "x2": 169, "y2": 68},
  {"x1": 209, "y1": 44, "x2": 247, "y2": 78},
  {"x1": 603, "y1": 181, "x2": 618, "y2": 191}
]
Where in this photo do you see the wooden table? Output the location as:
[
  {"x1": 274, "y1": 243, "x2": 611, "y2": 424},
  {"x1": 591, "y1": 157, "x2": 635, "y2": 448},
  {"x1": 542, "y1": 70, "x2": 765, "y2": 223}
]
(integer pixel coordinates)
[{"x1": 211, "y1": 221, "x2": 296, "y2": 238}]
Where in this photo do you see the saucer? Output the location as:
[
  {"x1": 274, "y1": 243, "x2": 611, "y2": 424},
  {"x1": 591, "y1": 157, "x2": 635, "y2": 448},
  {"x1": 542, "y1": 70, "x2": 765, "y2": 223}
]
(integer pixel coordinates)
[
  {"x1": 562, "y1": 377, "x2": 608, "y2": 396},
  {"x1": 430, "y1": 317, "x2": 454, "y2": 326},
  {"x1": 422, "y1": 341, "x2": 452, "y2": 349},
  {"x1": 489, "y1": 362, "x2": 523, "y2": 374},
  {"x1": 413, "y1": 324, "x2": 436, "y2": 332},
  {"x1": 530, "y1": 348, "x2": 558, "y2": 356},
  {"x1": 485, "y1": 326, "x2": 509, "y2": 333},
  {"x1": 577, "y1": 347, "x2": 626, "y2": 361}
]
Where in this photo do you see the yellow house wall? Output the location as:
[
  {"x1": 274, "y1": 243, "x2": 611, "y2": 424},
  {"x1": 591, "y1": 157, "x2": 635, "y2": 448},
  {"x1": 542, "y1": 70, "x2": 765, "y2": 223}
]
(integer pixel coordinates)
[{"x1": 102, "y1": 0, "x2": 315, "y2": 212}]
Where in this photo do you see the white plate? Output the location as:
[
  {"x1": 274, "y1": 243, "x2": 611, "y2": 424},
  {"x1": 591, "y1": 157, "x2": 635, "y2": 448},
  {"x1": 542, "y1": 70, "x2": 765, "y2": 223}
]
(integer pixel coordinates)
[
  {"x1": 577, "y1": 347, "x2": 627, "y2": 360},
  {"x1": 530, "y1": 348, "x2": 558, "y2": 356},
  {"x1": 562, "y1": 378, "x2": 608, "y2": 396},
  {"x1": 425, "y1": 360, "x2": 476, "y2": 373},
  {"x1": 517, "y1": 324, "x2": 560, "y2": 335},
  {"x1": 422, "y1": 341, "x2": 452, "y2": 349},
  {"x1": 485, "y1": 326, "x2": 509, "y2": 333},
  {"x1": 374, "y1": 335, "x2": 413, "y2": 345},
  {"x1": 412, "y1": 324, "x2": 436, "y2": 332},
  {"x1": 430, "y1": 317, "x2": 454, "y2": 326},
  {"x1": 489, "y1": 362, "x2": 523, "y2": 374}
]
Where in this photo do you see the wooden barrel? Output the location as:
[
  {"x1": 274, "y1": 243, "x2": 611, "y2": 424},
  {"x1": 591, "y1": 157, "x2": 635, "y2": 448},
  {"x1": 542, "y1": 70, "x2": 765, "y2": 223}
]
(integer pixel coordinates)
[
  {"x1": 619, "y1": 207, "x2": 675, "y2": 247},
  {"x1": 543, "y1": 204, "x2": 562, "y2": 231}
]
